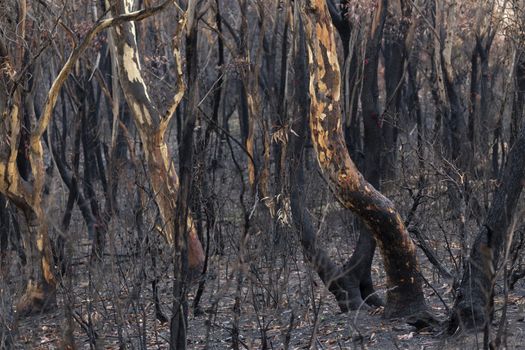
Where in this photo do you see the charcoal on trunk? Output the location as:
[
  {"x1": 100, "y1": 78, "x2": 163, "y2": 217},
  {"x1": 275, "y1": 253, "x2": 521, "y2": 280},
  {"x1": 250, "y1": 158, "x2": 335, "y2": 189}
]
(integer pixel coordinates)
[
  {"x1": 302, "y1": 0, "x2": 427, "y2": 318},
  {"x1": 288, "y1": 13, "x2": 381, "y2": 310},
  {"x1": 449, "y1": 123, "x2": 525, "y2": 332}
]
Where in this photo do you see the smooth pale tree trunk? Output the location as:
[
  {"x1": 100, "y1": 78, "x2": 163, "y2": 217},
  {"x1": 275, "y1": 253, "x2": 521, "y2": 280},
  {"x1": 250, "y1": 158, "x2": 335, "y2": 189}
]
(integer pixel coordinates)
[
  {"x1": 302, "y1": 0, "x2": 426, "y2": 318},
  {"x1": 109, "y1": 2, "x2": 206, "y2": 346},
  {"x1": 110, "y1": 1, "x2": 204, "y2": 276}
]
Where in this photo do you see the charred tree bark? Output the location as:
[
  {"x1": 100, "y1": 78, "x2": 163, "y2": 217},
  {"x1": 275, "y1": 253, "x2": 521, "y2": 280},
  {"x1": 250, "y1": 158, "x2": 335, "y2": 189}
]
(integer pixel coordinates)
[
  {"x1": 511, "y1": 52, "x2": 525, "y2": 145},
  {"x1": 0, "y1": 195, "x2": 8, "y2": 269},
  {"x1": 328, "y1": 1, "x2": 363, "y2": 171},
  {"x1": 469, "y1": 28, "x2": 496, "y2": 178},
  {"x1": 430, "y1": 0, "x2": 468, "y2": 230},
  {"x1": 382, "y1": 0, "x2": 414, "y2": 185},
  {"x1": 469, "y1": 47, "x2": 480, "y2": 164},
  {"x1": 302, "y1": 0, "x2": 426, "y2": 318},
  {"x1": 361, "y1": 0, "x2": 387, "y2": 191},
  {"x1": 170, "y1": 2, "x2": 200, "y2": 347},
  {"x1": 354, "y1": 0, "x2": 388, "y2": 308},
  {"x1": 326, "y1": 0, "x2": 385, "y2": 310},
  {"x1": 236, "y1": 0, "x2": 270, "y2": 198},
  {"x1": 449, "y1": 122, "x2": 525, "y2": 332},
  {"x1": 80, "y1": 78, "x2": 109, "y2": 262},
  {"x1": 15, "y1": 209, "x2": 57, "y2": 316},
  {"x1": 289, "y1": 11, "x2": 367, "y2": 311},
  {"x1": 407, "y1": 58, "x2": 425, "y2": 173}
]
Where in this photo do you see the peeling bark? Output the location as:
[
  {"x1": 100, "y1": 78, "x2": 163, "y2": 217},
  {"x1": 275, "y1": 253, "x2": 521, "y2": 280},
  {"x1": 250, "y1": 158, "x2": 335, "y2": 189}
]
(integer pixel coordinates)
[
  {"x1": 302, "y1": 0, "x2": 426, "y2": 318},
  {"x1": 289, "y1": 12, "x2": 362, "y2": 311},
  {"x1": 111, "y1": 0, "x2": 204, "y2": 275}
]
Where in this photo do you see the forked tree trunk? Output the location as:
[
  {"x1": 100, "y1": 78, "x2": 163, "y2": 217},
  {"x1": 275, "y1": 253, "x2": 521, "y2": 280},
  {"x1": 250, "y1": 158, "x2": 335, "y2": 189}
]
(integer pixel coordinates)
[
  {"x1": 302, "y1": 0, "x2": 426, "y2": 318},
  {"x1": 110, "y1": 0, "x2": 204, "y2": 276}
]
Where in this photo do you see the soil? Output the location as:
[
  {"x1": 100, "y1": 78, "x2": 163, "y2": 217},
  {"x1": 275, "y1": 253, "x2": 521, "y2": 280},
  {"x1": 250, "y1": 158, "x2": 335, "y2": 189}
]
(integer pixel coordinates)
[
  {"x1": 5, "y1": 225, "x2": 525, "y2": 349},
  {"x1": 2, "y1": 162, "x2": 525, "y2": 349}
]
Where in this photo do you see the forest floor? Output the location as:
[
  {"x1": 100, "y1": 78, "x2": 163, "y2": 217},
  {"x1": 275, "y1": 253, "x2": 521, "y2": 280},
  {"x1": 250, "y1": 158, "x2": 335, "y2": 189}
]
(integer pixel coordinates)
[
  {"x1": 7, "y1": 227, "x2": 525, "y2": 350},
  {"x1": 4, "y1": 162, "x2": 525, "y2": 349}
]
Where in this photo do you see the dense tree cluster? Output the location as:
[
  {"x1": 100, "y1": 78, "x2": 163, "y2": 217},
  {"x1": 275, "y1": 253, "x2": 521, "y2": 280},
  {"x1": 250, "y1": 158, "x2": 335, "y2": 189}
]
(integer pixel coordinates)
[{"x1": 1, "y1": 0, "x2": 524, "y2": 348}]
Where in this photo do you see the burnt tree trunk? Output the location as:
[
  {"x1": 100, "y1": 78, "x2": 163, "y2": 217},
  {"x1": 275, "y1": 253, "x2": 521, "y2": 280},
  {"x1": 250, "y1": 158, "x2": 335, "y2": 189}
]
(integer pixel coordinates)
[
  {"x1": 345, "y1": 0, "x2": 389, "y2": 308},
  {"x1": 469, "y1": 31, "x2": 496, "y2": 179},
  {"x1": 0, "y1": 19, "x2": 57, "y2": 315},
  {"x1": 326, "y1": 0, "x2": 387, "y2": 309},
  {"x1": 327, "y1": 0, "x2": 361, "y2": 164},
  {"x1": 361, "y1": 0, "x2": 386, "y2": 191},
  {"x1": 382, "y1": 0, "x2": 414, "y2": 186},
  {"x1": 0, "y1": 195, "x2": 9, "y2": 269},
  {"x1": 302, "y1": 0, "x2": 426, "y2": 318},
  {"x1": 170, "y1": 2, "x2": 200, "y2": 347},
  {"x1": 449, "y1": 123, "x2": 525, "y2": 332},
  {"x1": 289, "y1": 11, "x2": 373, "y2": 311},
  {"x1": 511, "y1": 52, "x2": 525, "y2": 145}
]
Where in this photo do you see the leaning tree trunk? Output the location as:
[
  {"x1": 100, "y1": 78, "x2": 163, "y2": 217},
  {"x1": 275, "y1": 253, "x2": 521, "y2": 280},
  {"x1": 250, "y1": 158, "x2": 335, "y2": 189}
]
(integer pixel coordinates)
[
  {"x1": 327, "y1": 0, "x2": 387, "y2": 310},
  {"x1": 449, "y1": 122, "x2": 525, "y2": 332},
  {"x1": 288, "y1": 9, "x2": 370, "y2": 311},
  {"x1": 353, "y1": 0, "x2": 388, "y2": 308},
  {"x1": 302, "y1": 0, "x2": 426, "y2": 318}
]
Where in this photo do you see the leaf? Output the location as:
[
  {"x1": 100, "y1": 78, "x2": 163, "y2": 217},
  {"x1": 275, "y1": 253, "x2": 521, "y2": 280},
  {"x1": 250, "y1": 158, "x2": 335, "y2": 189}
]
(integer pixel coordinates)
[{"x1": 397, "y1": 332, "x2": 414, "y2": 340}]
